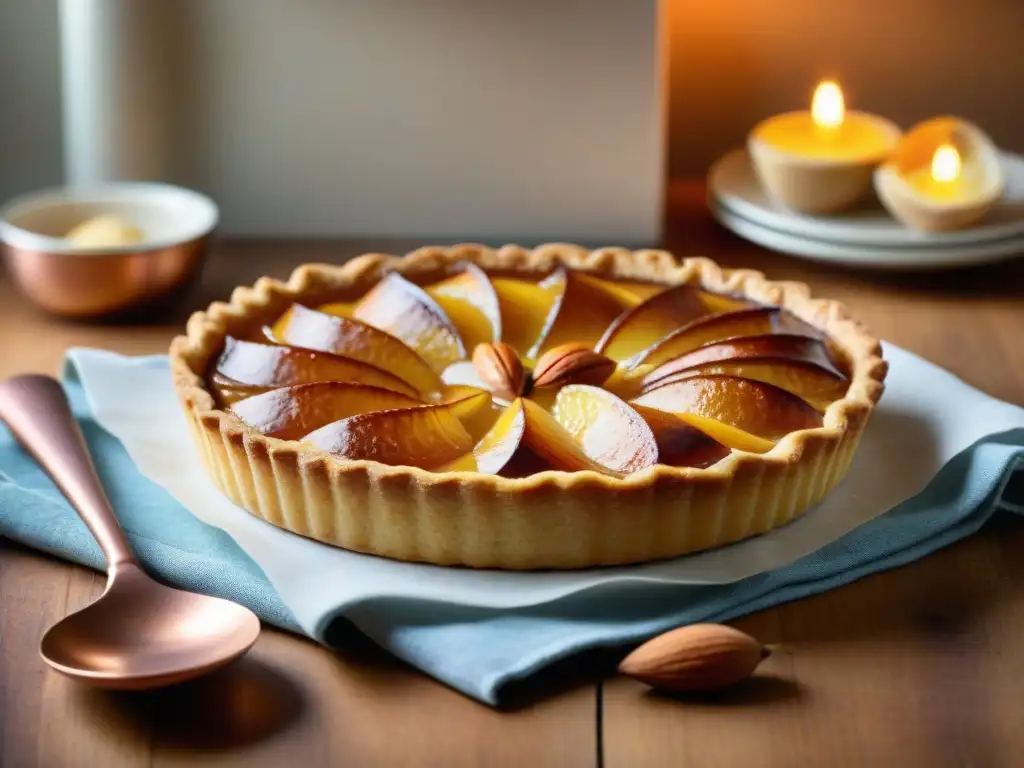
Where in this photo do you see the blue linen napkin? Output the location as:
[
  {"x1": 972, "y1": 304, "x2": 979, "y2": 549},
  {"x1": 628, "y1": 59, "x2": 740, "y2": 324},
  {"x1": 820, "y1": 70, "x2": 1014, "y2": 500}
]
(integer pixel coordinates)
[{"x1": 0, "y1": 358, "x2": 1021, "y2": 706}]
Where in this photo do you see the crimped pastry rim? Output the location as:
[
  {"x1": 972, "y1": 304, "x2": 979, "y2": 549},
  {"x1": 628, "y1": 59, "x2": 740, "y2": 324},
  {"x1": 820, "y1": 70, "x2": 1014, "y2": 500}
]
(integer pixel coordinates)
[{"x1": 169, "y1": 243, "x2": 887, "y2": 495}]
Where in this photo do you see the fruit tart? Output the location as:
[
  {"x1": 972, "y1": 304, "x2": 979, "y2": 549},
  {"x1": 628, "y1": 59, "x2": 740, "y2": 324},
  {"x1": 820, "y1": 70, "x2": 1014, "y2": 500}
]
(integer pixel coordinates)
[{"x1": 170, "y1": 244, "x2": 886, "y2": 569}]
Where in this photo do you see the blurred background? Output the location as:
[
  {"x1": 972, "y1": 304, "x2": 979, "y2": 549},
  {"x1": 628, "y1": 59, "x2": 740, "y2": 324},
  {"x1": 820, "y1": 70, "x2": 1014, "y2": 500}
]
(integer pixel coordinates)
[
  {"x1": 2, "y1": 0, "x2": 1023, "y2": 235},
  {"x1": 665, "y1": 0, "x2": 1024, "y2": 176}
]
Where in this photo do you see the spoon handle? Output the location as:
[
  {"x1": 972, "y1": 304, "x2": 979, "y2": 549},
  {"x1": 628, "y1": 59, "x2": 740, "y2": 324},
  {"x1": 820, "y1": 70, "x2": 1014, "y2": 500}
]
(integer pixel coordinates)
[{"x1": 0, "y1": 374, "x2": 138, "y2": 571}]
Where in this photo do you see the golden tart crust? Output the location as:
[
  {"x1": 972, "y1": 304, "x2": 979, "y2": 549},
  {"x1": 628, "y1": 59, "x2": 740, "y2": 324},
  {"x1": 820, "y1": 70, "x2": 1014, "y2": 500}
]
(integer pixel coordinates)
[{"x1": 170, "y1": 244, "x2": 887, "y2": 570}]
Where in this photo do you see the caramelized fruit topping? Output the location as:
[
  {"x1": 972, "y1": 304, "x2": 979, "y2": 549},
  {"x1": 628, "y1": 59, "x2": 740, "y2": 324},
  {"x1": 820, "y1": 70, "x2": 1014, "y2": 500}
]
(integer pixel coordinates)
[{"x1": 210, "y1": 266, "x2": 850, "y2": 474}]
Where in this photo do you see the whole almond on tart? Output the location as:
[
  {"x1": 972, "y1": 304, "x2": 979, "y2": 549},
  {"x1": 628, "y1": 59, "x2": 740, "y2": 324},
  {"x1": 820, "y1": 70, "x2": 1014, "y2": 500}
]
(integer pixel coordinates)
[
  {"x1": 472, "y1": 342, "x2": 526, "y2": 401},
  {"x1": 618, "y1": 623, "x2": 770, "y2": 692},
  {"x1": 532, "y1": 343, "x2": 617, "y2": 389}
]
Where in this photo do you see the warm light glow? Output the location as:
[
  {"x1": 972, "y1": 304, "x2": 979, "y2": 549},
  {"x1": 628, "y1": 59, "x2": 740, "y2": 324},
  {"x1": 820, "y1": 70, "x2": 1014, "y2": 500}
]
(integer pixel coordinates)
[
  {"x1": 811, "y1": 80, "x2": 845, "y2": 130},
  {"x1": 931, "y1": 143, "x2": 962, "y2": 183}
]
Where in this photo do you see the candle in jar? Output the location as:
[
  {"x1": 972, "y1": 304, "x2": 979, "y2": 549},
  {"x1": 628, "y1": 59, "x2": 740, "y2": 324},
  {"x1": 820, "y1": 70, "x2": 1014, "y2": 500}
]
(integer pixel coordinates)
[
  {"x1": 752, "y1": 80, "x2": 897, "y2": 161},
  {"x1": 747, "y1": 80, "x2": 901, "y2": 213},
  {"x1": 902, "y1": 144, "x2": 983, "y2": 202},
  {"x1": 873, "y1": 116, "x2": 1005, "y2": 231}
]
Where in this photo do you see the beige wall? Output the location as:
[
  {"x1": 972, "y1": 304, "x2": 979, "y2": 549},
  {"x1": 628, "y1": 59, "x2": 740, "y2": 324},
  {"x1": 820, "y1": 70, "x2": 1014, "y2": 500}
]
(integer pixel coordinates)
[
  {"x1": 3, "y1": 1, "x2": 662, "y2": 240},
  {"x1": 2, "y1": 0, "x2": 1022, "y2": 213},
  {"x1": 667, "y1": 0, "x2": 1024, "y2": 176},
  {"x1": 164, "y1": 0, "x2": 662, "y2": 239},
  {"x1": 0, "y1": 0, "x2": 62, "y2": 203}
]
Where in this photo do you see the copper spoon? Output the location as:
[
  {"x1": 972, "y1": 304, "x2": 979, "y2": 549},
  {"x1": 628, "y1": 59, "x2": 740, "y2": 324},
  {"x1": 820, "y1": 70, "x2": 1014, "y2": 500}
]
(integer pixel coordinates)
[{"x1": 0, "y1": 374, "x2": 261, "y2": 690}]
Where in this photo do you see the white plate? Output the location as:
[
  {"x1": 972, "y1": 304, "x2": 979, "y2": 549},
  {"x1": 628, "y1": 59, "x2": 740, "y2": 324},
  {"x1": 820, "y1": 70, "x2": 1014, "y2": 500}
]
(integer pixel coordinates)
[
  {"x1": 709, "y1": 148, "x2": 1024, "y2": 248},
  {"x1": 711, "y1": 201, "x2": 1024, "y2": 270}
]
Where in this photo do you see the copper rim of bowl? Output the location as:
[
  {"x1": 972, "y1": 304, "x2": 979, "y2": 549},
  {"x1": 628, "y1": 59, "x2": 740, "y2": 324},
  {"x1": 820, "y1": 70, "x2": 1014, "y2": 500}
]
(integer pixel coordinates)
[{"x1": 0, "y1": 181, "x2": 219, "y2": 256}]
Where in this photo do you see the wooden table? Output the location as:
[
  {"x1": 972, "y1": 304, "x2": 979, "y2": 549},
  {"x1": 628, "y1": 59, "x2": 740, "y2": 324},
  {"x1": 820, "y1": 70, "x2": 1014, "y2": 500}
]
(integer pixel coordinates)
[{"x1": 3, "y1": 184, "x2": 1023, "y2": 767}]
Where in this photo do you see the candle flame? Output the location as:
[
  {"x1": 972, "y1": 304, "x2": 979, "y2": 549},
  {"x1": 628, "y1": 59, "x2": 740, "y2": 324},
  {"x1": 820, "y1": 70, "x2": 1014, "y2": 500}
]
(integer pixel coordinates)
[
  {"x1": 931, "y1": 143, "x2": 961, "y2": 183},
  {"x1": 811, "y1": 80, "x2": 845, "y2": 130}
]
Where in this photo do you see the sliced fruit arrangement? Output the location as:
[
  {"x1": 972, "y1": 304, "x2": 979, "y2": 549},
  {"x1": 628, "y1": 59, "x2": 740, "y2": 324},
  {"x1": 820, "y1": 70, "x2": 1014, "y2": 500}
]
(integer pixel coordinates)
[
  {"x1": 424, "y1": 263, "x2": 502, "y2": 351},
  {"x1": 633, "y1": 375, "x2": 822, "y2": 446},
  {"x1": 270, "y1": 304, "x2": 442, "y2": 396},
  {"x1": 641, "y1": 335, "x2": 848, "y2": 413},
  {"x1": 212, "y1": 264, "x2": 851, "y2": 475},
  {"x1": 628, "y1": 307, "x2": 822, "y2": 369},
  {"x1": 529, "y1": 269, "x2": 640, "y2": 358},
  {"x1": 352, "y1": 272, "x2": 466, "y2": 373},
  {"x1": 440, "y1": 397, "x2": 529, "y2": 474},
  {"x1": 596, "y1": 284, "x2": 742, "y2": 362},
  {"x1": 229, "y1": 382, "x2": 421, "y2": 440},
  {"x1": 553, "y1": 385, "x2": 659, "y2": 474},
  {"x1": 490, "y1": 277, "x2": 558, "y2": 358},
  {"x1": 213, "y1": 338, "x2": 420, "y2": 403},
  {"x1": 305, "y1": 401, "x2": 475, "y2": 470},
  {"x1": 630, "y1": 404, "x2": 731, "y2": 469},
  {"x1": 440, "y1": 397, "x2": 615, "y2": 476}
]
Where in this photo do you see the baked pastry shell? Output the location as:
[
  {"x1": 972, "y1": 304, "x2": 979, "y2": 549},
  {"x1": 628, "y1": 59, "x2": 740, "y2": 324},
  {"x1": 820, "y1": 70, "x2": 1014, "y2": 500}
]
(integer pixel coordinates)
[{"x1": 170, "y1": 244, "x2": 887, "y2": 569}]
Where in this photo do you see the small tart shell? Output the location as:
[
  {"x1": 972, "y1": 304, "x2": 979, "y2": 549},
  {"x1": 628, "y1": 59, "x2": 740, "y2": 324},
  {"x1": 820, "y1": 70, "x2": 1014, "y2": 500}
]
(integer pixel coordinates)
[{"x1": 170, "y1": 244, "x2": 887, "y2": 570}]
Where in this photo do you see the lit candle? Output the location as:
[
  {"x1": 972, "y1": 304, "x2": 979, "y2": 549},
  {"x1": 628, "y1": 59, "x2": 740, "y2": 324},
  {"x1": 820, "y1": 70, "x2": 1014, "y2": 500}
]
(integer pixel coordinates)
[
  {"x1": 748, "y1": 80, "x2": 901, "y2": 213},
  {"x1": 903, "y1": 143, "x2": 978, "y2": 202},
  {"x1": 811, "y1": 80, "x2": 844, "y2": 142},
  {"x1": 932, "y1": 144, "x2": 961, "y2": 183},
  {"x1": 874, "y1": 117, "x2": 1005, "y2": 232}
]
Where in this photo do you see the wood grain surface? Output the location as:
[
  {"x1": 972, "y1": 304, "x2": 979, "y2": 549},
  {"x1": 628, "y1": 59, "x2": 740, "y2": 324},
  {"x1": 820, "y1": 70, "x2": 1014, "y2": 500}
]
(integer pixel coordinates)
[{"x1": 2, "y1": 182, "x2": 1023, "y2": 767}]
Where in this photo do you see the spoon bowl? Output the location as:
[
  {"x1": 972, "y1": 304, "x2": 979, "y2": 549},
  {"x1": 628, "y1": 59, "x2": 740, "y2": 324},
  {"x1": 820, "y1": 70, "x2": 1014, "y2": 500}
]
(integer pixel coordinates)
[
  {"x1": 0, "y1": 374, "x2": 261, "y2": 689},
  {"x1": 41, "y1": 563, "x2": 260, "y2": 689}
]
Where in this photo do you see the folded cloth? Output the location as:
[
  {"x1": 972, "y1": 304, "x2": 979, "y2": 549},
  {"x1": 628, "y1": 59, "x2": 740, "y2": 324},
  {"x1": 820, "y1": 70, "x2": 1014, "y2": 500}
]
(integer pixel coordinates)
[{"x1": 0, "y1": 345, "x2": 1021, "y2": 706}]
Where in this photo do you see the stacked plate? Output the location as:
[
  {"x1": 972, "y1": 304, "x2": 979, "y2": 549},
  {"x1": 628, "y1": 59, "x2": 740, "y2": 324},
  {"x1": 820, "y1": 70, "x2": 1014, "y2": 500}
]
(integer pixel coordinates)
[{"x1": 708, "y1": 149, "x2": 1024, "y2": 270}]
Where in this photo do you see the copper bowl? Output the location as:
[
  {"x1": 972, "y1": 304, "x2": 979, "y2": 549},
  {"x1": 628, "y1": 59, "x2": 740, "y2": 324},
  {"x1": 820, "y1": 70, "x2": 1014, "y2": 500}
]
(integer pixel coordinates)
[{"x1": 0, "y1": 183, "x2": 218, "y2": 319}]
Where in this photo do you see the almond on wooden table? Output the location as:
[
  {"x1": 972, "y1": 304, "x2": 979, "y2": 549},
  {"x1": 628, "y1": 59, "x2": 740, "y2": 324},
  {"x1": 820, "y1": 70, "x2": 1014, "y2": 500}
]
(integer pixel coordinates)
[{"x1": 618, "y1": 623, "x2": 770, "y2": 693}]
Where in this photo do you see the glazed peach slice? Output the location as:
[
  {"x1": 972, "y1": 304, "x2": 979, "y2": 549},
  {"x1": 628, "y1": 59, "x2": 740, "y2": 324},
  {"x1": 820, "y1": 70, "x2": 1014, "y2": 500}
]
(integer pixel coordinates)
[
  {"x1": 440, "y1": 397, "x2": 530, "y2": 475},
  {"x1": 229, "y1": 382, "x2": 421, "y2": 440},
  {"x1": 315, "y1": 301, "x2": 355, "y2": 319},
  {"x1": 491, "y1": 277, "x2": 559, "y2": 358},
  {"x1": 441, "y1": 395, "x2": 630, "y2": 476},
  {"x1": 213, "y1": 338, "x2": 420, "y2": 401},
  {"x1": 303, "y1": 401, "x2": 475, "y2": 470},
  {"x1": 630, "y1": 307, "x2": 821, "y2": 369},
  {"x1": 645, "y1": 334, "x2": 842, "y2": 382},
  {"x1": 616, "y1": 281, "x2": 667, "y2": 302},
  {"x1": 643, "y1": 335, "x2": 847, "y2": 411},
  {"x1": 425, "y1": 263, "x2": 503, "y2": 350},
  {"x1": 596, "y1": 284, "x2": 709, "y2": 361},
  {"x1": 697, "y1": 290, "x2": 758, "y2": 315},
  {"x1": 472, "y1": 398, "x2": 529, "y2": 474},
  {"x1": 552, "y1": 385, "x2": 659, "y2": 474},
  {"x1": 571, "y1": 272, "x2": 647, "y2": 309},
  {"x1": 270, "y1": 304, "x2": 443, "y2": 397},
  {"x1": 630, "y1": 404, "x2": 731, "y2": 469},
  {"x1": 207, "y1": 371, "x2": 267, "y2": 406},
  {"x1": 632, "y1": 374, "x2": 822, "y2": 447},
  {"x1": 353, "y1": 272, "x2": 466, "y2": 373},
  {"x1": 529, "y1": 268, "x2": 640, "y2": 358},
  {"x1": 651, "y1": 360, "x2": 848, "y2": 413},
  {"x1": 440, "y1": 361, "x2": 488, "y2": 391},
  {"x1": 520, "y1": 398, "x2": 621, "y2": 475},
  {"x1": 440, "y1": 386, "x2": 500, "y2": 441}
]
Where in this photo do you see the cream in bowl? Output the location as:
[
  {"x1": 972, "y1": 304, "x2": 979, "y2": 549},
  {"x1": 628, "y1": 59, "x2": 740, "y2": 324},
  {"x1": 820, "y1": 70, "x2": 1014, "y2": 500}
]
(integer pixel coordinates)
[
  {"x1": 65, "y1": 213, "x2": 146, "y2": 248},
  {"x1": 0, "y1": 182, "x2": 218, "y2": 318},
  {"x1": 748, "y1": 80, "x2": 901, "y2": 214}
]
